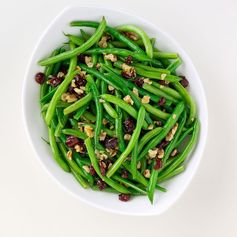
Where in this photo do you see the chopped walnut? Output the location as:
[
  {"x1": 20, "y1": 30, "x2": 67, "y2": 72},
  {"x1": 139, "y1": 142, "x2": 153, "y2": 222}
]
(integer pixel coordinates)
[
  {"x1": 108, "y1": 163, "x2": 113, "y2": 169},
  {"x1": 99, "y1": 131, "x2": 107, "y2": 141},
  {"x1": 157, "y1": 148, "x2": 165, "y2": 159},
  {"x1": 141, "y1": 95, "x2": 150, "y2": 104},
  {"x1": 74, "y1": 144, "x2": 84, "y2": 153},
  {"x1": 84, "y1": 125, "x2": 94, "y2": 138},
  {"x1": 144, "y1": 169, "x2": 151, "y2": 178},
  {"x1": 71, "y1": 79, "x2": 76, "y2": 88},
  {"x1": 95, "y1": 150, "x2": 108, "y2": 160},
  {"x1": 170, "y1": 149, "x2": 178, "y2": 157},
  {"x1": 98, "y1": 36, "x2": 108, "y2": 48},
  {"x1": 148, "y1": 149, "x2": 158, "y2": 158},
  {"x1": 66, "y1": 150, "x2": 72, "y2": 160},
  {"x1": 132, "y1": 87, "x2": 139, "y2": 96},
  {"x1": 148, "y1": 124, "x2": 154, "y2": 130},
  {"x1": 99, "y1": 98, "x2": 105, "y2": 103},
  {"x1": 82, "y1": 165, "x2": 90, "y2": 173},
  {"x1": 61, "y1": 92, "x2": 77, "y2": 103},
  {"x1": 171, "y1": 123, "x2": 179, "y2": 135},
  {"x1": 102, "y1": 118, "x2": 108, "y2": 125},
  {"x1": 137, "y1": 161, "x2": 141, "y2": 169},
  {"x1": 144, "y1": 78, "x2": 152, "y2": 85},
  {"x1": 104, "y1": 54, "x2": 117, "y2": 62},
  {"x1": 124, "y1": 134, "x2": 131, "y2": 141},
  {"x1": 123, "y1": 31, "x2": 139, "y2": 41},
  {"x1": 121, "y1": 63, "x2": 136, "y2": 78},
  {"x1": 76, "y1": 66, "x2": 81, "y2": 71},
  {"x1": 85, "y1": 56, "x2": 93, "y2": 68},
  {"x1": 57, "y1": 71, "x2": 65, "y2": 78},
  {"x1": 123, "y1": 95, "x2": 134, "y2": 105},
  {"x1": 74, "y1": 88, "x2": 84, "y2": 95},
  {"x1": 165, "y1": 123, "x2": 178, "y2": 141},
  {"x1": 106, "y1": 148, "x2": 118, "y2": 157},
  {"x1": 80, "y1": 86, "x2": 86, "y2": 91},
  {"x1": 96, "y1": 63, "x2": 101, "y2": 70},
  {"x1": 160, "y1": 74, "x2": 167, "y2": 80},
  {"x1": 108, "y1": 85, "x2": 114, "y2": 91}
]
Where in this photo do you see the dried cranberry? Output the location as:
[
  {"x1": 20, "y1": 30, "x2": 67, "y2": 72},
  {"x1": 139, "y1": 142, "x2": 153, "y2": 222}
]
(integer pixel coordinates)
[
  {"x1": 48, "y1": 76, "x2": 62, "y2": 87},
  {"x1": 78, "y1": 54, "x2": 86, "y2": 63},
  {"x1": 154, "y1": 159, "x2": 163, "y2": 170},
  {"x1": 89, "y1": 165, "x2": 96, "y2": 176},
  {"x1": 67, "y1": 86, "x2": 75, "y2": 94},
  {"x1": 119, "y1": 193, "x2": 131, "y2": 202},
  {"x1": 124, "y1": 118, "x2": 135, "y2": 133},
  {"x1": 179, "y1": 76, "x2": 189, "y2": 88},
  {"x1": 158, "y1": 97, "x2": 166, "y2": 106},
  {"x1": 125, "y1": 55, "x2": 133, "y2": 65},
  {"x1": 77, "y1": 139, "x2": 86, "y2": 153},
  {"x1": 65, "y1": 136, "x2": 79, "y2": 148},
  {"x1": 105, "y1": 137, "x2": 118, "y2": 150},
  {"x1": 159, "y1": 140, "x2": 169, "y2": 149},
  {"x1": 121, "y1": 169, "x2": 128, "y2": 179},
  {"x1": 97, "y1": 179, "x2": 107, "y2": 190},
  {"x1": 134, "y1": 77, "x2": 144, "y2": 87},
  {"x1": 74, "y1": 74, "x2": 87, "y2": 87},
  {"x1": 35, "y1": 72, "x2": 45, "y2": 84},
  {"x1": 157, "y1": 80, "x2": 167, "y2": 86},
  {"x1": 60, "y1": 67, "x2": 68, "y2": 75},
  {"x1": 99, "y1": 161, "x2": 106, "y2": 176},
  {"x1": 76, "y1": 92, "x2": 85, "y2": 99}
]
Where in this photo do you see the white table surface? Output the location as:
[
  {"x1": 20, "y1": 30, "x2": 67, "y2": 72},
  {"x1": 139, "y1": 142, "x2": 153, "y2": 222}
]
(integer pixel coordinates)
[{"x1": 1, "y1": 0, "x2": 237, "y2": 236}]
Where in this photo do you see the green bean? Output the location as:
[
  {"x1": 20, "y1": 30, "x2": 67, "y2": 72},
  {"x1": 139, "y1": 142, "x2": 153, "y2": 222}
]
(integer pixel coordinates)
[
  {"x1": 48, "y1": 126, "x2": 70, "y2": 172},
  {"x1": 101, "y1": 101, "x2": 118, "y2": 119},
  {"x1": 70, "y1": 21, "x2": 144, "y2": 53},
  {"x1": 106, "y1": 106, "x2": 146, "y2": 178},
  {"x1": 55, "y1": 109, "x2": 68, "y2": 137},
  {"x1": 85, "y1": 48, "x2": 162, "y2": 66},
  {"x1": 142, "y1": 83, "x2": 179, "y2": 104},
  {"x1": 158, "y1": 120, "x2": 200, "y2": 179},
  {"x1": 158, "y1": 166, "x2": 185, "y2": 183},
  {"x1": 40, "y1": 48, "x2": 60, "y2": 101},
  {"x1": 73, "y1": 105, "x2": 88, "y2": 120},
  {"x1": 80, "y1": 29, "x2": 91, "y2": 41},
  {"x1": 133, "y1": 62, "x2": 170, "y2": 74},
  {"x1": 65, "y1": 34, "x2": 84, "y2": 46},
  {"x1": 172, "y1": 82, "x2": 196, "y2": 125},
  {"x1": 138, "y1": 102, "x2": 185, "y2": 160},
  {"x1": 86, "y1": 75, "x2": 103, "y2": 148},
  {"x1": 152, "y1": 81, "x2": 182, "y2": 100},
  {"x1": 52, "y1": 48, "x2": 66, "y2": 75},
  {"x1": 85, "y1": 137, "x2": 130, "y2": 194},
  {"x1": 142, "y1": 103, "x2": 170, "y2": 120},
  {"x1": 112, "y1": 38, "x2": 155, "y2": 48},
  {"x1": 45, "y1": 42, "x2": 77, "y2": 126},
  {"x1": 135, "y1": 67, "x2": 181, "y2": 82},
  {"x1": 62, "y1": 128, "x2": 87, "y2": 140},
  {"x1": 153, "y1": 52, "x2": 178, "y2": 59},
  {"x1": 92, "y1": 54, "x2": 98, "y2": 66},
  {"x1": 113, "y1": 175, "x2": 147, "y2": 195},
  {"x1": 39, "y1": 17, "x2": 106, "y2": 66},
  {"x1": 167, "y1": 57, "x2": 182, "y2": 73},
  {"x1": 131, "y1": 141, "x2": 138, "y2": 179},
  {"x1": 40, "y1": 87, "x2": 57, "y2": 104},
  {"x1": 41, "y1": 101, "x2": 69, "y2": 113},
  {"x1": 116, "y1": 24, "x2": 153, "y2": 58},
  {"x1": 71, "y1": 169, "x2": 89, "y2": 189},
  {"x1": 82, "y1": 111, "x2": 96, "y2": 122},
  {"x1": 176, "y1": 126, "x2": 194, "y2": 147},
  {"x1": 147, "y1": 112, "x2": 186, "y2": 203},
  {"x1": 138, "y1": 127, "x2": 162, "y2": 153},
  {"x1": 63, "y1": 93, "x2": 92, "y2": 115}
]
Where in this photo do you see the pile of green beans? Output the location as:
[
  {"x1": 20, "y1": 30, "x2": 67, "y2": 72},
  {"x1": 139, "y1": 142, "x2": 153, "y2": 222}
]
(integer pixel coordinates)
[{"x1": 36, "y1": 17, "x2": 199, "y2": 203}]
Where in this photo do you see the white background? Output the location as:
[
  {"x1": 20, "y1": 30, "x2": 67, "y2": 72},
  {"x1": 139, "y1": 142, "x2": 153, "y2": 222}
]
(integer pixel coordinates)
[{"x1": 1, "y1": 0, "x2": 237, "y2": 236}]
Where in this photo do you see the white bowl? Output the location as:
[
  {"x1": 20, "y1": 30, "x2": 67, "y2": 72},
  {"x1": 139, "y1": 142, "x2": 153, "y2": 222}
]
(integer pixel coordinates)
[{"x1": 22, "y1": 5, "x2": 208, "y2": 216}]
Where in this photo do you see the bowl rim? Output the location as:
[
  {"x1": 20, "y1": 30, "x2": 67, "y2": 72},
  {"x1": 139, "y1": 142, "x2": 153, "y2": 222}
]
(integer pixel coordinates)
[{"x1": 22, "y1": 4, "x2": 208, "y2": 216}]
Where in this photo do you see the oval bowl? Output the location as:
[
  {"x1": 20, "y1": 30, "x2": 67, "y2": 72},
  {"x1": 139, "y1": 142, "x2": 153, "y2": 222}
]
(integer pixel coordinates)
[{"x1": 22, "y1": 5, "x2": 208, "y2": 216}]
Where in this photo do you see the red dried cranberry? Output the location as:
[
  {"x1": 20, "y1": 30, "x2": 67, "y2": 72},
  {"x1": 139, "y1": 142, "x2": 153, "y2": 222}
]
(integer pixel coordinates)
[
  {"x1": 125, "y1": 55, "x2": 133, "y2": 65},
  {"x1": 48, "y1": 76, "x2": 62, "y2": 87},
  {"x1": 134, "y1": 77, "x2": 144, "y2": 87},
  {"x1": 179, "y1": 76, "x2": 189, "y2": 88},
  {"x1": 78, "y1": 54, "x2": 86, "y2": 63},
  {"x1": 124, "y1": 118, "x2": 135, "y2": 133},
  {"x1": 65, "y1": 136, "x2": 79, "y2": 148},
  {"x1": 157, "y1": 80, "x2": 167, "y2": 86},
  {"x1": 154, "y1": 159, "x2": 163, "y2": 170},
  {"x1": 159, "y1": 140, "x2": 169, "y2": 149},
  {"x1": 121, "y1": 169, "x2": 129, "y2": 179},
  {"x1": 74, "y1": 74, "x2": 87, "y2": 87},
  {"x1": 97, "y1": 179, "x2": 107, "y2": 190},
  {"x1": 119, "y1": 193, "x2": 131, "y2": 202},
  {"x1": 35, "y1": 72, "x2": 45, "y2": 84},
  {"x1": 67, "y1": 86, "x2": 75, "y2": 94},
  {"x1": 89, "y1": 165, "x2": 96, "y2": 176},
  {"x1": 105, "y1": 137, "x2": 118, "y2": 150},
  {"x1": 158, "y1": 97, "x2": 166, "y2": 106},
  {"x1": 121, "y1": 69, "x2": 136, "y2": 79},
  {"x1": 76, "y1": 92, "x2": 85, "y2": 99},
  {"x1": 99, "y1": 161, "x2": 106, "y2": 176},
  {"x1": 77, "y1": 139, "x2": 86, "y2": 153},
  {"x1": 60, "y1": 67, "x2": 68, "y2": 75}
]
